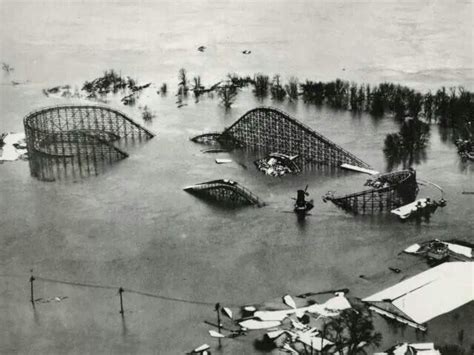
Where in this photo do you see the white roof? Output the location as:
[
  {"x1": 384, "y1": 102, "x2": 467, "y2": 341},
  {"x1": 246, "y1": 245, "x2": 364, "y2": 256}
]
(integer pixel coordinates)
[{"x1": 364, "y1": 262, "x2": 473, "y2": 324}]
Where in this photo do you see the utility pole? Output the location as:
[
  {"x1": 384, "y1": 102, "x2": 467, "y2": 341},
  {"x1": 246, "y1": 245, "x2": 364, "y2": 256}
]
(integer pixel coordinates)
[
  {"x1": 29, "y1": 275, "x2": 35, "y2": 305},
  {"x1": 215, "y1": 303, "x2": 222, "y2": 348},
  {"x1": 119, "y1": 287, "x2": 124, "y2": 315},
  {"x1": 214, "y1": 303, "x2": 221, "y2": 333}
]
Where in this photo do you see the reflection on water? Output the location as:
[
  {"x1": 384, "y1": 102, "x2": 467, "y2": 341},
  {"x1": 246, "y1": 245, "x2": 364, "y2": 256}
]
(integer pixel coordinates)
[{"x1": 383, "y1": 118, "x2": 429, "y2": 171}]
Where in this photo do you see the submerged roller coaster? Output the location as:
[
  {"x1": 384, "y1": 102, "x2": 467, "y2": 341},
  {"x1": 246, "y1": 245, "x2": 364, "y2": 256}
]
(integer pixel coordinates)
[
  {"x1": 191, "y1": 107, "x2": 370, "y2": 169},
  {"x1": 24, "y1": 105, "x2": 154, "y2": 181},
  {"x1": 323, "y1": 170, "x2": 418, "y2": 214},
  {"x1": 184, "y1": 179, "x2": 265, "y2": 207}
]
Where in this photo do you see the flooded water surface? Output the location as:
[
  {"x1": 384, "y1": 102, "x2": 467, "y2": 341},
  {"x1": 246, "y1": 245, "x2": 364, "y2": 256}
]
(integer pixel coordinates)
[{"x1": 1, "y1": 0, "x2": 473, "y2": 353}]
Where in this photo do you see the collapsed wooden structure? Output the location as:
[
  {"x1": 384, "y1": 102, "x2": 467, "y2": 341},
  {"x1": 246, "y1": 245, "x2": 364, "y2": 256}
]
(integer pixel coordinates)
[
  {"x1": 323, "y1": 170, "x2": 418, "y2": 214},
  {"x1": 191, "y1": 107, "x2": 370, "y2": 169},
  {"x1": 24, "y1": 105, "x2": 154, "y2": 181},
  {"x1": 184, "y1": 179, "x2": 264, "y2": 207}
]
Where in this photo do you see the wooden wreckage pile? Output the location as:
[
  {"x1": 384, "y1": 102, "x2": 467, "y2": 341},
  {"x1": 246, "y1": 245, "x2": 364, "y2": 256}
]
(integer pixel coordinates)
[
  {"x1": 403, "y1": 239, "x2": 473, "y2": 263},
  {"x1": 189, "y1": 291, "x2": 362, "y2": 355},
  {"x1": 189, "y1": 259, "x2": 472, "y2": 354}
]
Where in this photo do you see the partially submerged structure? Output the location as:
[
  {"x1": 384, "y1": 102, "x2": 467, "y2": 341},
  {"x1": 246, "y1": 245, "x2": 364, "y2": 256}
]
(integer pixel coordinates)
[
  {"x1": 24, "y1": 105, "x2": 154, "y2": 181},
  {"x1": 404, "y1": 239, "x2": 472, "y2": 262},
  {"x1": 184, "y1": 179, "x2": 264, "y2": 207},
  {"x1": 323, "y1": 170, "x2": 418, "y2": 214},
  {"x1": 254, "y1": 152, "x2": 300, "y2": 177},
  {"x1": 363, "y1": 261, "x2": 474, "y2": 331},
  {"x1": 191, "y1": 107, "x2": 370, "y2": 170},
  {"x1": 391, "y1": 198, "x2": 446, "y2": 220}
]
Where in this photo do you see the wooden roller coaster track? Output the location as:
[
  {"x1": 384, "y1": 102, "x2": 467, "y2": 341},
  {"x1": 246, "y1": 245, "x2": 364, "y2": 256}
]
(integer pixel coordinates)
[
  {"x1": 184, "y1": 179, "x2": 264, "y2": 207},
  {"x1": 192, "y1": 107, "x2": 370, "y2": 169},
  {"x1": 24, "y1": 105, "x2": 154, "y2": 181},
  {"x1": 324, "y1": 170, "x2": 418, "y2": 214}
]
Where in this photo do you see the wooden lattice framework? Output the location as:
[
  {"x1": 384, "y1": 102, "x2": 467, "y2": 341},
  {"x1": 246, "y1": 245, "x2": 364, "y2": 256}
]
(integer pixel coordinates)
[
  {"x1": 218, "y1": 107, "x2": 370, "y2": 168},
  {"x1": 324, "y1": 170, "x2": 418, "y2": 214},
  {"x1": 184, "y1": 179, "x2": 264, "y2": 207},
  {"x1": 24, "y1": 105, "x2": 154, "y2": 181}
]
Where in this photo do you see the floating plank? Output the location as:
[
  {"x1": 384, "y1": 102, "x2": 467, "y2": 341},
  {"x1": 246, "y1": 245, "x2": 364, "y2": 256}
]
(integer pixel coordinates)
[
  {"x1": 340, "y1": 163, "x2": 379, "y2": 175},
  {"x1": 208, "y1": 330, "x2": 225, "y2": 338},
  {"x1": 239, "y1": 319, "x2": 281, "y2": 330}
]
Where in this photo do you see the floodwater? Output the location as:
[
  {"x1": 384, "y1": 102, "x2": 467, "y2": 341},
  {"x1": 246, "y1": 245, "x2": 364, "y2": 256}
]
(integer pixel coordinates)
[{"x1": 1, "y1": 0, "x2": 473, "y2": 354}]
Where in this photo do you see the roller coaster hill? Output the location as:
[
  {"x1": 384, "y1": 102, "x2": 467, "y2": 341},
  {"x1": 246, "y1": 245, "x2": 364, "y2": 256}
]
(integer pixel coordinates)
[
  {"x1": 191, "y1": 107, "x2": 370, "y2": 170},
  {"x1": 24, "y1": 105, "x2": 154, "y2": 181}
]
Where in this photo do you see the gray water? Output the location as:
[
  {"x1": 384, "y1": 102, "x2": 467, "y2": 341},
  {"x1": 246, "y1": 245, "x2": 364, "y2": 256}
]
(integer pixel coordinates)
[{"x1": 1, "y1": 1, "x2": 473, "y2": 354}]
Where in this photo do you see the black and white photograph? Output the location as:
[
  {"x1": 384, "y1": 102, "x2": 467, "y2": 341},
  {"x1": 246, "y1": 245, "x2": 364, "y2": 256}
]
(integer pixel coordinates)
[{"x1": 0, "y1": 0, "x2": 473, "y2": 354}]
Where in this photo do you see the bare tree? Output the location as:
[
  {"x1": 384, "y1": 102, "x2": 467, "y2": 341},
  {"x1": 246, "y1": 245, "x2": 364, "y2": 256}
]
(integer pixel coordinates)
[{"x1": 326, "y1": 306, "x2": 382, "y2": 354}]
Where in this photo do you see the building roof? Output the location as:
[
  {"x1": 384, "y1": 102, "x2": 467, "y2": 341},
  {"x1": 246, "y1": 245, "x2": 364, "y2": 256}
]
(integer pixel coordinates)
[{"x1": 363, "y1": 262, "x2": 473, "y2": 324}]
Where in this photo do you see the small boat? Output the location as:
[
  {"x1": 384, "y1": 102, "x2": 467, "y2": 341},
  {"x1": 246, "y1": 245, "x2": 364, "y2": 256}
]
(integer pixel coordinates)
[{"x1": 293, "y1": 186, "x2": 314, "y2": 217}]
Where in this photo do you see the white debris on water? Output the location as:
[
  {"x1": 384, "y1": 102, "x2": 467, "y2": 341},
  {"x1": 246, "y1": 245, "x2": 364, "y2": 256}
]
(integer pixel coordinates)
[
  {"x1": 0, "y1": 133, "x2": 28, "y2": 162},
  {"x1": 404, "y1": 240, "x2": 472, "y2": 259}
]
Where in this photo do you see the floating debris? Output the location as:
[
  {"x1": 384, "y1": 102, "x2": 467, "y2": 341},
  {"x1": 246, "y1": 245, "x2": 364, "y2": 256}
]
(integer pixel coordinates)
[
  {"x1": 404, "y1": 239, "x2": 472, "y2": 261},
  {"x1": 375, "y1": 342, "x2": 441, "y2": 355},
  {"x1": 255, "y1": 153, "x2": 300, "y2": 177},
  {"x1": 197, "y1": 46, "x2": 206, "y2": 52},
  {"x1": 184, "y1": 179, "x2": 265, "y2": 207},
  {"x1": 202, "y1": 148, "x2": 230, "y2": 154},
  {"x1": 242, "y1": 293, "x2": 351, "y2": 323},
  {"x1": 239, "y1": 319, "x2": 281, "y2": 330},
  {"x1": 323, "y1": 169, "x2": 418, "y2": 214},
  {"x1": 187, "y1": 343, "x2": 210, "y2": 355},
  {"x1": 282, "y1": 294, "x2": 297, "y2": 309},
  {"x1": 34, "y1": 296, "x2": 68, "y2": 304},
  {"x1": 222, "y1": 307, "x2": 233, "y2": 319},
  {"x1": 391, "y1": 197, "x2": 446, "y2": 220},
  {"x1": 215, "y1": 158, "x2": 232, "y2": 164},
  {"x1": 340, "y1": 163, "x2": 379, "y2": 175},
  {"x1": 208, "y1": 330, "x2": 225, "y2": 338},
  {"x1": 0, "y1": 132, "x2": 28, "y2": 162}
]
